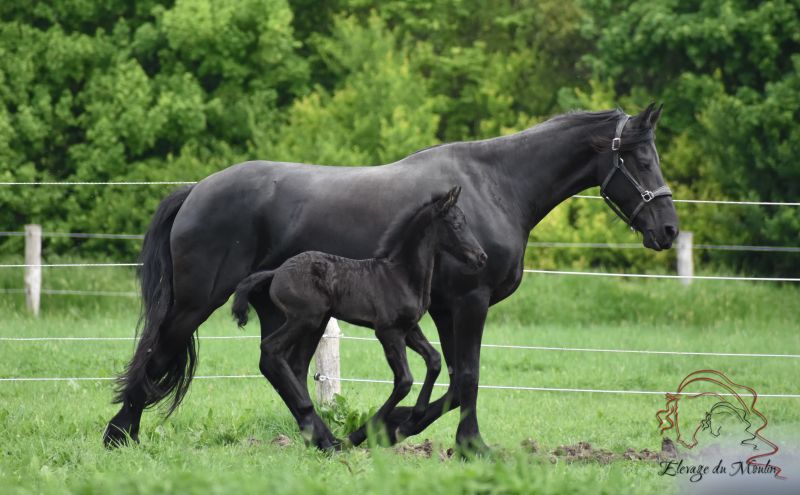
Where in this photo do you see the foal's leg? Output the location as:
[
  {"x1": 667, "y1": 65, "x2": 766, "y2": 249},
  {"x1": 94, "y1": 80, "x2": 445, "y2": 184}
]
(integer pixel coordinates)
[
  {"x1": 350, "y1": 308, "x2": 460, "y2": 444},
  {"x1": 259, "y1": 313, "x2": 340, "y2": 451},
  {"x1": 404, "y1": 325, "x2": 442, "y2": 421},
  {"x1": 252, "y1": 296, "x2": 337, "y2": 447},
  {"x1": 347, "y1": 327, "x2": 413, "y2": 447}
]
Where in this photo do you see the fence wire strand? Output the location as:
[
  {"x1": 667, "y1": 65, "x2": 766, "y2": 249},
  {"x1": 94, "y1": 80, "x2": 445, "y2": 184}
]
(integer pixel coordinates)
[
  {"x1": 2, "y1": 180, "x2": 798, "y2": 206},
  {"x1": 571, "y1": 194, "x2": 800, "y2": 206},
  {"x1": 4, "y1": 231, "x2": 798, "y2": 252},
  {"x1": 522, "y1": 269, "x2": 800, "y2": 282},
  {"x1": 0, "y1": 373, "x2": 797, "y2": 398},
  {"x1": 2, "y1": 333, "x2": 797, "y2": 359}
]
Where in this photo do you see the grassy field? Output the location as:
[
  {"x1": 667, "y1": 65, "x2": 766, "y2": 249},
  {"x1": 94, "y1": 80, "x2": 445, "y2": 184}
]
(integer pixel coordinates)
[{"x1": 1, "y1": 264, "x2": 798, "y2": 494}]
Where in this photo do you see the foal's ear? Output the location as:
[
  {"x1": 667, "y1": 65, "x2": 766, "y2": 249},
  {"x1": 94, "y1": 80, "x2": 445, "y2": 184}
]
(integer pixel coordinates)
[
  {"x1": 441, "y1": 186, "x2": 461, "y2": 211},
  {"x1": 434, "y1": 186, "x2": 460, "y2": 215},
  {"x1": 446, "y1": 186, "x2": 461, "y2": 204}
]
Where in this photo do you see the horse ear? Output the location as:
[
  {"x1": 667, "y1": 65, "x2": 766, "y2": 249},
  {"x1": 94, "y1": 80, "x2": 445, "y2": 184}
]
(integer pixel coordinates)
[
  {"x1": 649, "y1": 103, "x2": 664, "y2": 128},
  {"x1": 434, "y1": 186, "x2": 461, "y2": 215},
  {"x1": 637, "y1": 102, "x2": 657, "y2": 128},
  {"x1": 448, "y1": 186, "x2": 461, "y2": 203},
  {"x1": 433, "y1": 192, "x2": 449, "y2": 215}
]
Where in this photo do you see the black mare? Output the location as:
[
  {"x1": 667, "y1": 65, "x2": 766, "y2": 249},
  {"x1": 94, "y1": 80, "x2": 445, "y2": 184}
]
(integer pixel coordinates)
[
  {"x1": 104, "y1": 104, "x2": 679, "y2": 453},
  {"x1": 230, "y1": 187, "x2": 486, "y2": 449}
]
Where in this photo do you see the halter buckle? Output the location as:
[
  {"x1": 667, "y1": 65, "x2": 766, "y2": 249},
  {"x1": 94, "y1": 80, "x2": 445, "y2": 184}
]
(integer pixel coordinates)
[
  {"x1": 642, "y1": 190, "x2": 654, "y2": 202},
  {"x1": 611, "y1": 137, "x2": 621, "y2": 151}
]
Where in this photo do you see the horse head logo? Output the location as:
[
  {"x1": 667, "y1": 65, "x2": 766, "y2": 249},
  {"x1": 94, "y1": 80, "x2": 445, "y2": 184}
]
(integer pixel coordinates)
[{"x1": 656, "y1": 369, "x2": 783, "y2": 479}]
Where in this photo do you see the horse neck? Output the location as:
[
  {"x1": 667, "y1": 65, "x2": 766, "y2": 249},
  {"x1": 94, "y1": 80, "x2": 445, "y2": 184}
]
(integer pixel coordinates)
[
  {"x1": 467, "y1": 120, "x2": 603, "y2": 231},
  {"x1": 391, "y1": 223, "x2": 438, "y2": 293}
]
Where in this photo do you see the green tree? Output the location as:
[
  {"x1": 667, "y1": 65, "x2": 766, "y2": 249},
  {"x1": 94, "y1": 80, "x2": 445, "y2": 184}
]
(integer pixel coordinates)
[{"x1": 263, "y1": 14, "x2": 439, "y2": 165}]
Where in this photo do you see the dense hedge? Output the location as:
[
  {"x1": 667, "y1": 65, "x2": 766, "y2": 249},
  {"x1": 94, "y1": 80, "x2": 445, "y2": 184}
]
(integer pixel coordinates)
[{"x1": 1, "y1": 0, "x2": 797, "y2": 275}]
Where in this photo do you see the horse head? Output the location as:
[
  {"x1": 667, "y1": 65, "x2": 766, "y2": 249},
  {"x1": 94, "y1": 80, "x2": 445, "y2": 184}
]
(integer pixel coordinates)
[{"x1": 594, "y1": 104, "x2": 679, "y2": 250}]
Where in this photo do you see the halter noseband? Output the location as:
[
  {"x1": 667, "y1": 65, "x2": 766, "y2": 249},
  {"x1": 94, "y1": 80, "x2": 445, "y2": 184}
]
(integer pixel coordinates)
[{"x1": 600, "y1": 115, "x2": 672, "y2": 230}]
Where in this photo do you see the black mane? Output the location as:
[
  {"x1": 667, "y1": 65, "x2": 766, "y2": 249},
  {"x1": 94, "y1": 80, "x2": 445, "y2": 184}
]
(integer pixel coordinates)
[
  {"x1": 374, "y1": 195, "x2": 440, "y2": 259},
  {"x1": 410, "y1": 108, "x2": 654, "y2": 157},
  {"x1": 547, "y1": 108, "x2": 655, "y2": 151}
]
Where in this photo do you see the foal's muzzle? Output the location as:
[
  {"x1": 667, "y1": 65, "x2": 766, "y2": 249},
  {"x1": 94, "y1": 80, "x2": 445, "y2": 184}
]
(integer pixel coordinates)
[{"x1": 468, "y1": 250, "x2": 488, "y2": 271}]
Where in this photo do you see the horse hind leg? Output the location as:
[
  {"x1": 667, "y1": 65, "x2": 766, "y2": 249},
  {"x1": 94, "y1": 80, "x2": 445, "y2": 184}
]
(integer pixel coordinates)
[
  {"x1": 250, "y1": 297, "x2": 340, "y2": 449},
  {"x1": 103, "y1": 302, "x2": 214, "y2": 447},
  {"x1": 258, "y1": 311, "x2": 340, "y2": 451}
]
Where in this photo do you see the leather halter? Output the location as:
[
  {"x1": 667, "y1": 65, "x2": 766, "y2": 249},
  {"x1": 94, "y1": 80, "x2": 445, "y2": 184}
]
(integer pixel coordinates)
[{"x1": 600, "y1": 115, "x2": 672, "y2": 230}]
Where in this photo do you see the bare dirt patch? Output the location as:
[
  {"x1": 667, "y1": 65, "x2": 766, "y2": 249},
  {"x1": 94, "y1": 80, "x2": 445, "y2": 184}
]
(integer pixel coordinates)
[
  {"x1": 526, "y1": 437, "x2": 678, "y2": 464},
  {"x1": 393, "y1": 439, "x2": 434, "y2": 458},
  {"x1": 270, "y1": 434, "x2": 293, "y2": 448}
]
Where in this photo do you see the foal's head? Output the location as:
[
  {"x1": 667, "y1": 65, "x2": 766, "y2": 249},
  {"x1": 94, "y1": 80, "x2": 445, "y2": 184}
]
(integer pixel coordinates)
[
  {"x1": 429, "y1": 187, "x2": 487, "y2": 271},
  {"x1": 376, "y1": 186, "x2": 487, "y2": 271}
]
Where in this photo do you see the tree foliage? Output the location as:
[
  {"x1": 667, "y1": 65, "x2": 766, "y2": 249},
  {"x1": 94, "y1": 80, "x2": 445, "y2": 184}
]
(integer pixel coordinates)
[{"x1": 1, "y1": 0, "x2": 797, "y2": 274}]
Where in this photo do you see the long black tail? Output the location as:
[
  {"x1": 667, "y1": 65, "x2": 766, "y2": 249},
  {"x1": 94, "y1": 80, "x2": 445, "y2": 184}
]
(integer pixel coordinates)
[
  {"x1": 232, "y1": 270, "x2": 276, "y2": 327},
  {"x1": 114, "y1": 185, "x2": 194, "y2": 415}
]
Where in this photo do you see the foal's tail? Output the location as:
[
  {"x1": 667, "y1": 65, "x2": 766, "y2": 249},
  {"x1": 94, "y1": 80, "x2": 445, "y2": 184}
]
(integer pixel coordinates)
[
  {"x1": 114, "y1": 185, "x2": 195, "y2": 415},
  {"x1": 232, "y1": 270, "x2": 276, "y2": 327}
]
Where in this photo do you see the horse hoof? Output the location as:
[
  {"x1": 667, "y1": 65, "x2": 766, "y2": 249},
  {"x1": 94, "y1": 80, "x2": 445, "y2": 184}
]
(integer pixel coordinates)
[
  {"x1": 103, "y1": 423, "x2": 138, "y2": 449},
  {"x1": 316, "y1": 437, "x2": 343, "y2": 453},
  {"x1": 347, "y1": 429, "x2": 367, "y2": 447}
]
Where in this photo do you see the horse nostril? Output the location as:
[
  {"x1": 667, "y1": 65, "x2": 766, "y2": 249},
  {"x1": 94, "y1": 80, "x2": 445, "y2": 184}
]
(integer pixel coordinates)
[
  {"x1": 478, "y1": 252, "x2": 488, "y2": 266},
  {"x1": 664, "y1": 225, "x2": 679, "y2": 240}
]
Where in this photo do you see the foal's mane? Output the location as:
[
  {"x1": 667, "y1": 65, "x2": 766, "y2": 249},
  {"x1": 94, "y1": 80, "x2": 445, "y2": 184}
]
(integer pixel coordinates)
[{"x1": 374, "y1": 195, "x2": 441, "y2": 259}]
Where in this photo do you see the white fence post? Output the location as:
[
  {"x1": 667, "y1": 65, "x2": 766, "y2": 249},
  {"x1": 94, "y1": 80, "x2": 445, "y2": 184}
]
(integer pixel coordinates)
[
  {"x1": 24, "y1": 224, "x2": 42, "y2": 316},
  {"x1": 314, "y1": 318, "x2": 341, "y2": 404},
  {"x1": 677, "y1": 231, "x2": 693, "y2": 286}
]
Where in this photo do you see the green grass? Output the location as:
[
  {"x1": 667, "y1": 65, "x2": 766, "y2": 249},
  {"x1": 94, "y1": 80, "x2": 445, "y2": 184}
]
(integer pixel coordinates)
[{"x1": 1, "y1": 265, "x2": 798, "y2": 494}]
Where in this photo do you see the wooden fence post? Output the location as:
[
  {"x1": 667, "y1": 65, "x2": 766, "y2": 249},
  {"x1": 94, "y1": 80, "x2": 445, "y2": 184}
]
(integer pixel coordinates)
[
  {"x1": 314, "y1": 318, "x2": 341, "y2": 404},
  {"x1": 677, "y1": 231, "x2": 693, "y2": 286},
  {"x1": 24, "y1": 224, "x2": 42, "y2": 316}
]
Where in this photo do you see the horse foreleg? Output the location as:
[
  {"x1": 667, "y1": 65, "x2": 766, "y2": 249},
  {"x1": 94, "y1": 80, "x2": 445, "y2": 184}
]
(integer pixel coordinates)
[
  {"x1": 451, "y1": 291, "x2": 491, "y2": 456},
  {"x1": 349, "y1": 308, "x2": 459, "y2": 444},
  {"x1": 404, "y1": 325, "x2": 441, "y2": 421},
  {"x1": 393, "y1": 306, "x2": 459, "y2": 440},
  {"x1": 347, "y1": 328, "x2": 413, "y2": 446}
]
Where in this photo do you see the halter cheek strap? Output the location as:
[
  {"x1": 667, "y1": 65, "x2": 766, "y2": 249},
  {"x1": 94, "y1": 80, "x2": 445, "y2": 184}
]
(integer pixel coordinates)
[{"x1": 600, "y1": 115, "x2": 672, "y2": 230}]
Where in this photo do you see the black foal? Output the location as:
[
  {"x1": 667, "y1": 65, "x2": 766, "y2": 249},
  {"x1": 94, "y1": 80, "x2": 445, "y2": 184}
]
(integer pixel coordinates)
[{"x1": 232, "y1": 186, "x2": 486, "y2": 449}]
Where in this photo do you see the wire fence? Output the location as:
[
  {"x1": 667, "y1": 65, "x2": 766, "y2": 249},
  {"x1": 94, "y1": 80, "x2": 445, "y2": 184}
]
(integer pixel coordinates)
[
  {"x1": 1, "y1": 262, "x2": 799, "y2": 282},
  {"x1": 0, "y1": 231, "x2": 144, "y2": 240},
  {"x1": 0, "y1": 288, "x2": 137, "y2": 297},
  {"x1": 0, "y1": 372, "x2": 798, "y2": 398},
  {"x1": 2, "y1": 179, "x2": 797, "y2": 396},
  {"x1": 4, "y1": 230, "x2": 800, "y2": 253},
  {"x1": 2, "y1": 179, "x2": 799, "y2": 206},
  {"x1": 526, "y1": 241, "x2": 800, "y2": 253},
  {"x1": 2, "y1": 332, "x2": 798, "y2": 359},
  {"x1": 571, "y1": 194, "x2": 800, "y2": 206}
]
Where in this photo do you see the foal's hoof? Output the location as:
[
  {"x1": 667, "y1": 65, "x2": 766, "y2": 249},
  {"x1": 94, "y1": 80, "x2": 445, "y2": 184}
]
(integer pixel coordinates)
[
  {"x1": 316, "y1": 437, "x2": 344, "y2": 453},
  {"x1": 102, "y1": 422, "x2": 138, "y2": 449},
  {"x1": 347, "y1": 428, "x2": 368, "y2": 447}
]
